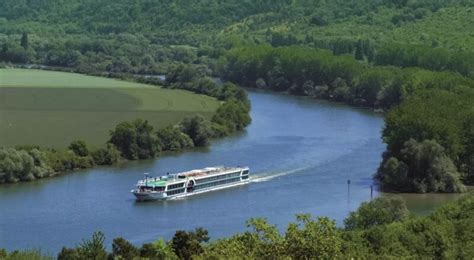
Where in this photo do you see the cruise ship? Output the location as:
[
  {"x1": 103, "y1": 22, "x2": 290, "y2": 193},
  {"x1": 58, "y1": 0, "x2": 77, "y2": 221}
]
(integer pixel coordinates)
[{"x1": 131, "y1": 166, "x2": 250, "y2": 201}]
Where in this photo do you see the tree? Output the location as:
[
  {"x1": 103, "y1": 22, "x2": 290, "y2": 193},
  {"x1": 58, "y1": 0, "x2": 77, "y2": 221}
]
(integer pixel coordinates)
[
  {"x1": 109, "y1": 119, "x2": 160, "y2": 160},
  {"x1": 20, "y1": 32, "x2": 29, "y2": 49},
  {"x1": 68, "y1": 140, "x2": 89, "y2": 157},
  {"x1": 77, "y1": 231, "x2": 108, "y2": 260},
  {"x1": 285, "y1": 215, "x2": 342, "y2": 259},
  {"x1": 180, "y1": 115, "x2": 213, "y2": 147},
  {"x1": 375, "y1": 139, "x2": 466, "y2": 193},
  {"x1": 344, "y1": 196, "x2": 410, "y2": 230},
  {"x1": 211, "y1": 99, "x2": 251, "y2": 135},
  {"x1": 109, "y1": 121, "x2": 139, "y2": 159},
  {"x1": 58, "y1": 247, "x2": 79, "y2": 260},
  {"x1": 171, "y1": 228, "x2": 209, "y2": 260},
  {"x1": 91, "y1": 144, "x2": 120, "y2": 165},
  {"x1": 112, "y1": 237, "x2": 139, "y2": 259},
  {"x1": 156, "y1": 125, "x2": 194, "y2": 151},
  {"x1": 355, "y1": 39, "x2": 364, "y2": 60}
]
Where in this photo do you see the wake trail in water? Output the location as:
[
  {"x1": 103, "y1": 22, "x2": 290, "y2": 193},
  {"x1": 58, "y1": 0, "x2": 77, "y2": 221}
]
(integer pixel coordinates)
[{"x1": 250, "y1": 166, "x2": 311, "y2": 183}]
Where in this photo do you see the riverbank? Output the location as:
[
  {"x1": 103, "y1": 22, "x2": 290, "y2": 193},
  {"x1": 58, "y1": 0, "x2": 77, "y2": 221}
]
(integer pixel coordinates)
[{"x1": 0, "y1": 68, "x2": 251, "y2": 185}]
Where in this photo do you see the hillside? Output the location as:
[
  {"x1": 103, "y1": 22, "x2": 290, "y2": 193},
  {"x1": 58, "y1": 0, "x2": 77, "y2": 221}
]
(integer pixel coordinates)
[
  {"x1": 0, "y1": 69, "x2": 219, "y2": 148},
  {"x1": 1, "y1": 0, "x2": 473, "y2": 76}
]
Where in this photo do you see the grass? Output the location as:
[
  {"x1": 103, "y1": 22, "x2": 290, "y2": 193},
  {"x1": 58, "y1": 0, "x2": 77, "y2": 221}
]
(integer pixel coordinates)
[{"x1": 0, "y1": 69, "x2": 220, "y2": 148}]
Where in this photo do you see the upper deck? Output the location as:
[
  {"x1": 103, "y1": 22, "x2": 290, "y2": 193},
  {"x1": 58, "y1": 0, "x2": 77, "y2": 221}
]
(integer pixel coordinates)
[{"x1": 176, "y1": 166, "x2": 244, "y2": 178}]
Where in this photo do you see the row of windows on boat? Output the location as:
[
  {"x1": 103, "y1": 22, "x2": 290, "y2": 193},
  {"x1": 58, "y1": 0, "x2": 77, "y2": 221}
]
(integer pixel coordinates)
[
  {"x1": 167, "y1": 188, "x2": 186, "y2": 196},
  {"x1": 195, "y1": 172, "x2": 241, "y2": 184},
  {"x1": 194, "y1": 176, "x2": 241, "y2": 190},
  {"x1": 168, "y1": 182, "x2": 185, "y2": 190}
]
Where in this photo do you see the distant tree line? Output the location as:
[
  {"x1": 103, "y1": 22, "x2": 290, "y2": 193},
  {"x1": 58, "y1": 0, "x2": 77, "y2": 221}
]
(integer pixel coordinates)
[
  {"x1": 222, "y1": 45, "x2": 473, "y2": 109},
  {"x1": 2, "y1": 194, "x2": 473, "y2": 259},
  {"x1": 0, "y1": 81, "x2": 250, "y2": 184},
  {"x1": 222, "y1": 45, "x2": 474, "y2": 193},
  {"x1": 0, "y1": 144, "x2": 120, "y2": 184},
  {"x1": 375, "y1": 43, "x2": 474, "y2": 79}
]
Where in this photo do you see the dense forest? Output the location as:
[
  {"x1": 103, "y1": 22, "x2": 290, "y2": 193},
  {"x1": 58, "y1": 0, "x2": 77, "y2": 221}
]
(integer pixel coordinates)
[
  {"x1": 1, "y1": 0, "x2": 473, "y2": 191},
  {"x1": 1, "y1": 0, "x2": 474, "y2": 76},
  {"x1": 2, "y1": 194, "x2": 473, "y2": 259}
]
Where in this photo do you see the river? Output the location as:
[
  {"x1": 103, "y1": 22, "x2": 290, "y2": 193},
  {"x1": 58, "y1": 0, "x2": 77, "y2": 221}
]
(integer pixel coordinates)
[{"x1": 0, "y1": 90, "x2": 461, "y2": 254}]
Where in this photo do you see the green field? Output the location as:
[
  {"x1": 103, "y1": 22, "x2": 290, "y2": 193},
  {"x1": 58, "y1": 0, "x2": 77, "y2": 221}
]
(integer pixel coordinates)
[{"x1": 0, "y1": 69, "x2": 220, "y2": 148}]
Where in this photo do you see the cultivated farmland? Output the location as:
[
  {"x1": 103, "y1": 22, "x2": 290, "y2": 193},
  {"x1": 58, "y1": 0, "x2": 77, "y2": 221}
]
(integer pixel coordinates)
[{"x1": 0, "y1": 69, "x2": 220, "y2": 148}]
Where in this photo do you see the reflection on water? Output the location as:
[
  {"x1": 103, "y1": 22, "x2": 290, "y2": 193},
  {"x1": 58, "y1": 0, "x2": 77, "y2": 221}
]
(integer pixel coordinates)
[{"x1": 381, "y1": 189, "x2": 472, "y2": 215}]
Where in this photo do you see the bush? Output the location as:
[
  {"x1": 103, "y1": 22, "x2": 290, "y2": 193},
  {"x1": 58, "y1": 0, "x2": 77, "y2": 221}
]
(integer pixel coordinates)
[
  {"x1": 156, "y1": 125, "x2": 194, "y2": 151},
  {"x1": 109, "y1": 119, "x2": 160, "y2": 160},
  {"x1": 344, "y1": 197, "x2": 410, "y2": 230},
  {"x1": 180, "y1": 115, "x2": 214, "y2": 147},
  {"x1": 112, "y1": 237, "x2": 139, "y2": 259},
  {"x1": 91, "y1": 144, "x2": 121, "y2": 165},
  {"x1": 211, "y1": 99, "x2": 251, "y2": 135},
  {"x1": 68, "y1": 140, "x2": 89, "y2": 157}
]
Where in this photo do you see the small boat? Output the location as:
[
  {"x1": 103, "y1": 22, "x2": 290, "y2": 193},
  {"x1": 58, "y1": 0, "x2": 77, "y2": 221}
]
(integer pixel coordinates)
[{"x1": 131, "y1": 166, "x2": 250, "y2": 201}]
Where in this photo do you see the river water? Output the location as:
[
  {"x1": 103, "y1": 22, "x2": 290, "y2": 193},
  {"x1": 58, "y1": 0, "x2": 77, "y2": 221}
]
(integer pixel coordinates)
[{"x1": 0, "y1": 90, "x2": 459, "y2": 253}]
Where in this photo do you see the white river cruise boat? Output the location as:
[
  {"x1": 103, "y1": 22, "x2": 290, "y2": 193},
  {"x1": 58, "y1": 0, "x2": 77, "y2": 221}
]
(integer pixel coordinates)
[{"x1": 131, "y1": 166, "x2": 250, "y2": 201}]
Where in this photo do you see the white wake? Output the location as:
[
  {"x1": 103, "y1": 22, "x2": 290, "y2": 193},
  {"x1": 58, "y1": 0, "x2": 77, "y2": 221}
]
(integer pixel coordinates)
[{"x1": 250, "y1": 167, "x2": 310, "y2": 183}]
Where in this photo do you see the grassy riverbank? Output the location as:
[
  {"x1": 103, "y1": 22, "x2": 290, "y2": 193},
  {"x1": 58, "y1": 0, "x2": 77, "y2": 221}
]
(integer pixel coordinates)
[{"x1": 0, "y1": 69, "x2": 219, "y2": 148}]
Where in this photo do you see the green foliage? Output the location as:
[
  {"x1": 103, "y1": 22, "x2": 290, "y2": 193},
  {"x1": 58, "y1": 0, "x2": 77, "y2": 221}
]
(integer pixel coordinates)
[
  {"x1": 1, "y1": 249, "x2": 52, "y2": 260},
  {"x1": 354, "y1": 39, "x2": 364, "y2": 60},
  {"x1": 375, "y1": 43, "x2": 474, "y2": 79},
  {"x1": 77, "y1": 231, "x2": 108, "y2": 260},
  {"x1": 139, "y1": 239, "x2": 178, "y2": 260},
  {"x1": 68, "y1": 140, "x2": 89, "y2": 157},
  {"x1": 20, "y1": 32, "x2": 28, "y2": 50},
  {"x1": 224, "y1": 45, "x2": 474, "y2": 110},
  {"x1": 111, "y1": 237, "x2": 139, "y2": 260},
  {"x1": 284, "y1": 215, "x2": 342, "y2": 259},
  {"x1": 45, "y1": 149, "x2": 94, "y2": 172},
  {"x1": 57, "y1": 247, "x2": 79, "y2": 260},
  {"x1": 0, "y1": 147, "x2": 54, "y2": 183},
  {"x1": 156, "y1": 126, "x2": 194, "y2": 151},
  {"x1": 376, "y1": 139, "x2": 466, "y2": 193},
  {"x1": 57, "y1": 231, "x2": 107, "y2": 260},
  {"x1": 211, "y1": 99, "x2": 251, "y2": 137},
  {"x1": 171, "y1": 228, "x2": 209, "y2": 260},
  {"x1": 377, "y1": 89, "x2": 474, "y2": 192},
  {"x1": 344, "y1": 196, "x2": 410, "y2": 230},
  {"x1": 180, "y1": 115, "x2": 214, "y2": 147},
  {"x1": 200, "y1": 215, "x2": 342, "y2": 259},
  {"x1": 91, "y1": 144, "x2": 120, "y2": 166},
  {"x1": 109, "y1": 119, "x2": 160, "y2": 160},
  {"x1": 0, "y1": 249, "x2": 6, "y2": 258}
]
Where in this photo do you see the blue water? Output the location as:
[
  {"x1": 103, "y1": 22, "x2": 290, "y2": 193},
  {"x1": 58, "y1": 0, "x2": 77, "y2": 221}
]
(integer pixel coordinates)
[{"x1": 0, "y1": 90, "x2": 385, "y2": 253}]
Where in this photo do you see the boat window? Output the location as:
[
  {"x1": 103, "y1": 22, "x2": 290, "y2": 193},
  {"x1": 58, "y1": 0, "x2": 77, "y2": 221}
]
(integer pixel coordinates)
[
  {"x1": 167, "y1": 183, "x2": 185, "y2": 190},
  {"x1": 154, "y1": 186, "x2": 165, "y2": 192}
]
